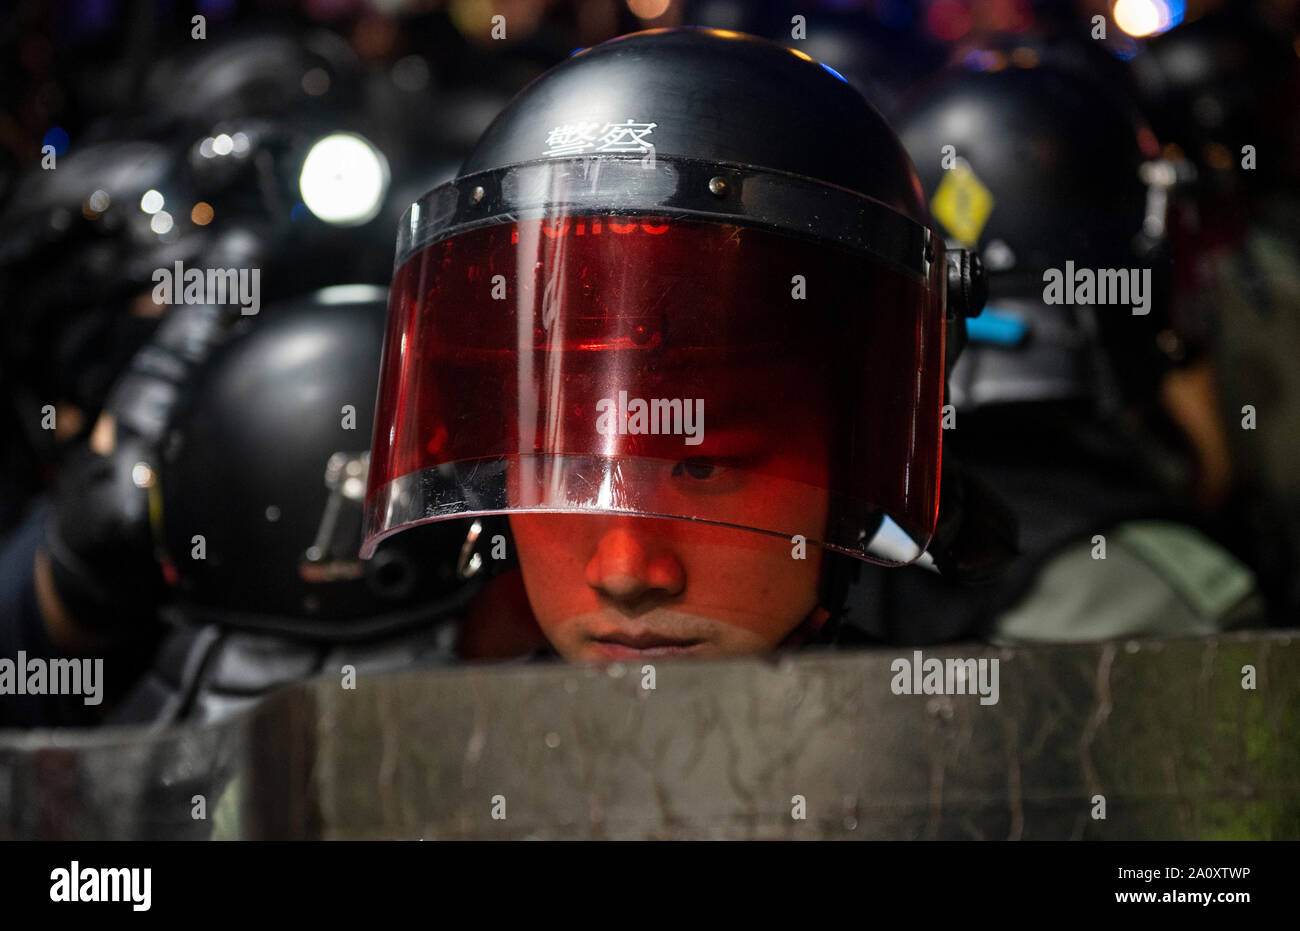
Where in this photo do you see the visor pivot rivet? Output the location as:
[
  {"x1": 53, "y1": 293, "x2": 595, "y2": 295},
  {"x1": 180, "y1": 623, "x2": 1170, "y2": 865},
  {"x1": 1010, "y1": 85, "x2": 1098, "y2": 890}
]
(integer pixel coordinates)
[
  {"x1": 707, "y1": 176, "x2": 728, "y2": 197},
  {"x1": 470, "y1": 185, "x2": 485, "y2": 204}
]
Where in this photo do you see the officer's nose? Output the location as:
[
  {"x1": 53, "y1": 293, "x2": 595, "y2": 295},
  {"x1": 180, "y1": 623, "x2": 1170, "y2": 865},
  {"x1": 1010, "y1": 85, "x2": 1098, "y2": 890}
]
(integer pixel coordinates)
[{"x1": 585, "y1": 522, "x2": 686, "y2": 605}]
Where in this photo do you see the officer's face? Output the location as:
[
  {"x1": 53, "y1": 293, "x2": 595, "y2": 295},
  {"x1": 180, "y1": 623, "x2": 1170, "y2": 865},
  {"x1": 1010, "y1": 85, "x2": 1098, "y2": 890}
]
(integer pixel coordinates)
[
  {"x1": 508, "y1": 456, "x2": 830, "y2": 662},
  {"x1": 502, "y1": 347, "x2": 835, "y2": 661}
]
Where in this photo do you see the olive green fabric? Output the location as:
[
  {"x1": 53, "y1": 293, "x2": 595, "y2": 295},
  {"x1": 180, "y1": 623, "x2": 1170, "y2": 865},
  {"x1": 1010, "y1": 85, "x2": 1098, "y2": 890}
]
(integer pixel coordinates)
[
  {"x1": 210, "y1": 776, "x2": 241, "y2": 840},
  {"x1": 992, "y1": 520, "x2": 1262, "y2": 643}
]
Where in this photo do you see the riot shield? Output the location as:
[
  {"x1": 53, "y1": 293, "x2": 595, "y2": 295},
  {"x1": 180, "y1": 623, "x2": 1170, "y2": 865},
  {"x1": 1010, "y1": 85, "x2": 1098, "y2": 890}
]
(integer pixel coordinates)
[{"x1": 1, "y1": 632, "x2": 1296, "y2": 840}]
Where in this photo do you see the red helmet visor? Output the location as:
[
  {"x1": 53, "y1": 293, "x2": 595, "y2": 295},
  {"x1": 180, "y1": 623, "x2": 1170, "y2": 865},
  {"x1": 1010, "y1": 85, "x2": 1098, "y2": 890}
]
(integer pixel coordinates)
[{"x1": 365, "y1": 158, "x2": 946, "y2": 564}]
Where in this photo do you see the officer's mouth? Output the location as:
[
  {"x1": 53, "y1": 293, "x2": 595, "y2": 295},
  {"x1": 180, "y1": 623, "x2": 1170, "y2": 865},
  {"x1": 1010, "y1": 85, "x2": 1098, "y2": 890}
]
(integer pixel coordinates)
[{"x1": 586, "y1": 630, "x2": 705, "y2": 660}]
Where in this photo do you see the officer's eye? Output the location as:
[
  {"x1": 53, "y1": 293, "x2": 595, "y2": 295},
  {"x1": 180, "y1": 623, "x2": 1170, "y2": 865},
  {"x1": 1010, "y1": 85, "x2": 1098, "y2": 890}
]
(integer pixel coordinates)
[
  {"x1": 669, "y1": 456, "x2": 752, "y2": 496},
  {"x1": 672, "y1": 457, "x2": 722, "y2": 481},
  {"x1": 669, "y1": 448, "x2": 764, "y2": 496}
]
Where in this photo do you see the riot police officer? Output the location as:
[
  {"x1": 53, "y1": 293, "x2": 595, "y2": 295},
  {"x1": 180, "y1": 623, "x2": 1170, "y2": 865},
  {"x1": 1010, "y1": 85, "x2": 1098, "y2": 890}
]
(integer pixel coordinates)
[
  {"x1": 360, "y1": 27, "x2": 1011, "y2": 661},
  {"x1": 0, "y1": 288, "x2": 479, "y2": 727},
  {"x1": 864, "y1": 58, "x2": 1267, "y2": 643}
]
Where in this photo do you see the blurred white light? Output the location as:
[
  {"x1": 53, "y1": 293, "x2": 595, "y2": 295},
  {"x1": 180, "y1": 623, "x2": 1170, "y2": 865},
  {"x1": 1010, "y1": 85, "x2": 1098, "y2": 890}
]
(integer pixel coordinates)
[
  {"x1": 150, "y1": 210, "x2": 174, "y2": 234},
  {"x1": 140, "y1": 189, "x2": 165, "y2": 214},
  {"x1": 88, "y1": 189, "x2": 110, "y2": 212},
  {"x1": 316, "y1": 284, "x2": 389, "y2": 305},
  {"x1": 298, "y1": 133, "x2": 390, "y2": 226},
  {"x1": 212, "y1": 133, "x2": 234, "y2": 156},
  {"x1": 199, "y1": 137, "x2": 215, "y2": 158},
  {"x1": 1114, "y1": 0, "x2": 1170, "y2": 38},
  {"x1": 232, "y1": 131, "x2": 250, "y2": 155},
  {"x1": 130, "y1": 462, "x2": 155, "y2": 488}
]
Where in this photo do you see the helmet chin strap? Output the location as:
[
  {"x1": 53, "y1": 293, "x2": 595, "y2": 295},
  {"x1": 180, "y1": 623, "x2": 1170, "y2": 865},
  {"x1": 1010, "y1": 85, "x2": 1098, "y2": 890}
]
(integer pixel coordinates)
[
  {"x1": 811, "y1": 458, "x2": 1020, "y2": 641},
  {"x1": 926, "y1": 455, "x2": 1020, "y2": 584}
]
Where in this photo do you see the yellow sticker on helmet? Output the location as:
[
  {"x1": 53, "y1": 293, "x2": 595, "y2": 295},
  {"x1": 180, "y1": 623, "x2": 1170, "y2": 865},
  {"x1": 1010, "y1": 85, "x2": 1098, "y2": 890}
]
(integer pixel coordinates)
[{"x1": 930, "y1": 159, "x2": 994, "y2": 247}]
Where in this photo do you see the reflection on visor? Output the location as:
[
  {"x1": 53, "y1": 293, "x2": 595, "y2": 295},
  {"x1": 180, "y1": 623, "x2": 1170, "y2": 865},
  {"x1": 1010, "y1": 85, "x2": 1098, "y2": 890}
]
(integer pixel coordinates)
[{"x1": 365, "y1": 214, "x2": 946, "y2": 565}]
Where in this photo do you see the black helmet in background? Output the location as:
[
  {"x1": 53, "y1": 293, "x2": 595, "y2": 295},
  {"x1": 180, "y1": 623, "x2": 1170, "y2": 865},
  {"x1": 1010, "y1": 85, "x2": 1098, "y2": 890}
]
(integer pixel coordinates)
[
  {"x1": 165, "y1": 30, "x2": 400, "y2": 291},
  {"x1": 364, "y1": 27, "x2": 989, "y2": 571},
  {"x1": 139, "y1": 28, "x2": 365, "y2": 129},
  {"x1": 896, "y1": 62, "x2": 1181, "y2": 417},
  {"x1": 1133, "y1": 8, "x2": 1300, "y2": 198},
  {"x1": 0, "y1": 139, "x2": 204, "y2": 444},
  {"x1": 155, "y1": 286, "x2": 481, "y2": 640},
  {"x1": 683, "y1": 0, "x2": 947, "y2": 117},
  {"x1": 0, "y1": 26, "x2": 410, "y2": 452}
]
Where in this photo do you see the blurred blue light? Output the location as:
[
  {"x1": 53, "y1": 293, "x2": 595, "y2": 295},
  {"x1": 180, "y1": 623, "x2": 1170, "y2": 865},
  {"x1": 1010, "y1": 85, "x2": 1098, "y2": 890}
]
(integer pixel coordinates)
[
  {"x1": 291, "y1": 202, "x2": 310, "y2": 222},
  {"x1": 966, "y1": 308, "x2": 1029, "y2": 346},
  {"x1": 962, "y1": 49, "x2": 1000, "y2": 72},
  {"x1": 67, "y1": 0, "x2": 116, "y2": 36},
  {"x1": 569, "y1": 47, "x2": 587, "y2": 57},
  {"x1": 875, "y1": 0, "x2": 913, "y2": 30},
  {"x1": 199, "y1": 0, "x2": 236, "y2": 15},
  {"x1": 42, "y1": 127, "x2": 70, "y2": 156},
  {"x1": 819, "y1": 62, "x2": 848, "y2": 83},
  {"x1": 1108, "y1": 36, "x2": 1140, "y2": 61}
]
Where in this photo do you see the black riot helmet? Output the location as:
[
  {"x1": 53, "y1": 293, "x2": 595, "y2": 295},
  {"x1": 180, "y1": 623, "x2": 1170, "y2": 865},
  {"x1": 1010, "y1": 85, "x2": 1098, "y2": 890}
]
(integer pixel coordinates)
[
  {"x1": 135, "y1": 26, "x2": 399, "y2": 285},
  {"x1": 896, "y1": 62, "x2": 1181, "y2": 416},
  {"x1": 363, "y1": 27, "x2": 991, "y2": 572},
  {"x1": 139, "y1": 28, "x2": 365, "y2": 130},
  {"x1": 156, "y1": 286, "x2": 481, "y2": 640},
  {"x1": 0, "y1": 138, "x2": 208, "y2": 437},
  {"x1": 1133, "y1": 9, "x2": 1300, "y2": 196},
  {"x1": 0, "y1": 120, "x2": 388, "y2": 463}
]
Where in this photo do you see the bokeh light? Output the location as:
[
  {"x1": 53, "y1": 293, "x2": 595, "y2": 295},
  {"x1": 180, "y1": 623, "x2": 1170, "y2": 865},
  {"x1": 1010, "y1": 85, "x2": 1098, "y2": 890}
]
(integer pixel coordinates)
[
  {"x1": 298, "y1": 133, "x2": 389, "y2": 226},
  {"x1": 42, "y1": 126, "x2": 70, "y2": 155},
  {"x1": 1113, "y1": 0, "x2": 1184, "y2": 38}
]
